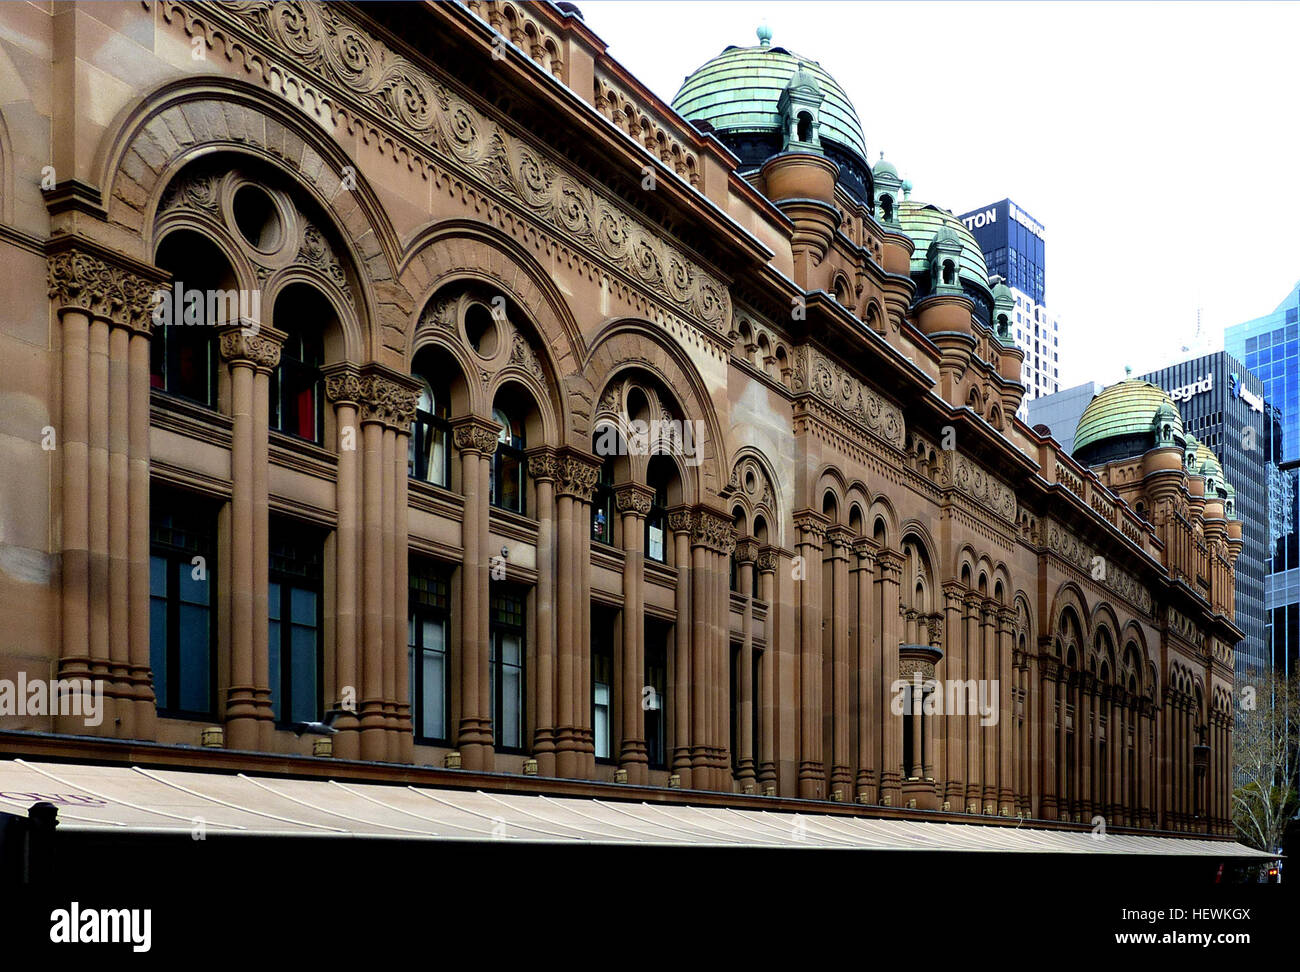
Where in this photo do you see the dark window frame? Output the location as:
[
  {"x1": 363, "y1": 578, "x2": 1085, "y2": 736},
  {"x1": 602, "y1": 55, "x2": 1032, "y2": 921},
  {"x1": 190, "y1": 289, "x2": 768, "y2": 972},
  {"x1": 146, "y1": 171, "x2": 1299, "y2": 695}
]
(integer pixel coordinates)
[
  {"x1": 268, "y1": 519, "x2": 324, "y2": 726},
  {"x1": 270, "y1": 325, "x2": 324, "y2": 444},
  {"x1": 149, "y1": 489, "x2": 218, "y2": 718},
  {"x1": 489, "y1": 585, "x2": 527, "y2": 753},
  {"x1": 491, "y1": 407, "x2": 527, "y2": 516},
  {"x1": 409, "y1": 375, "x2": 452, "y2": 488},
  {"x1": 409, "y1": 558, "x2": 451, "y2": 744}
]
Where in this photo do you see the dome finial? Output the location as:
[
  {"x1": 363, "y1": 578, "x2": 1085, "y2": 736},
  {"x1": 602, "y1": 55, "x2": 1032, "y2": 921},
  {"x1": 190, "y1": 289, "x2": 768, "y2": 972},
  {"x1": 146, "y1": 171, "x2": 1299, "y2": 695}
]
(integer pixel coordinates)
[
  {"x1": 1125, "y1": 365, "x2": 1132, "y2": 377},
  {"x1": 757, "y1": 23, "x2": 772, "y2": 46}
]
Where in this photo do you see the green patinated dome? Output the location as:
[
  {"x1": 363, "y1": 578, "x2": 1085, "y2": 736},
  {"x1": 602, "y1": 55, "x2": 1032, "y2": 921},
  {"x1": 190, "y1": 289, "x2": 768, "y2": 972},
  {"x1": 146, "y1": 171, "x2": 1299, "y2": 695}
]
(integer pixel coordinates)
[
  {"x1": 897, "y1": 199, "x2": 992, "y2": 297},
  {"x1": 1195, "y1": 441, "x2": 1227, "y2": 494},
  {"x1": 671, "y1": 30, "x2": 868, "y2": 165},
  {"x1": 1073, "y1": 379, "x2": 1186, "y2": 461}
]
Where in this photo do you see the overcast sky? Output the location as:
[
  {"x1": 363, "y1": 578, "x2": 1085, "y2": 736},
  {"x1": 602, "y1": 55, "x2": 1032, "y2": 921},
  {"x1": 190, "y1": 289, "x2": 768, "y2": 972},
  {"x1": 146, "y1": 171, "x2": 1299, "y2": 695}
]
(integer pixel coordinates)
[{"x1": 579, "y1": 1, "x2": 1300, "y2": 388}]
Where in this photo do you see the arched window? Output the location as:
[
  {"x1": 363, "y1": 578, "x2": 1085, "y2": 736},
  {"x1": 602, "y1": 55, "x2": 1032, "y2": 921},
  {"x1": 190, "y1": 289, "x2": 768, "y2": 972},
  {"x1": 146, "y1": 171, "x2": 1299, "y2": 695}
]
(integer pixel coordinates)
[
  {"x1": 592, "y1": 456, "x2": 615, "y2": 544},
  {"x1": 645, "y1": 456, "x2": 672, "y2": 564},
  {"x1": 151, "y1": 231, "x2": 226, "y2": 408},
  {"x1": 272, "y1": 320, "x2": 324, "y2": 443},
  {"x1": 942, "y1": 260, "x2": 956, "y2": 285},
  {"x1": 491, "y1": 405, "x2": 526, "y2": 514},
  {"x1": 797, "y1": 111, "x2": 813, "y2": 143},
  {"x1": 880, "y1": 195, "x2": 893, "y2": 222},
  {"x1": 409, "y1": 375, "x2": 451, "y2": 487}
]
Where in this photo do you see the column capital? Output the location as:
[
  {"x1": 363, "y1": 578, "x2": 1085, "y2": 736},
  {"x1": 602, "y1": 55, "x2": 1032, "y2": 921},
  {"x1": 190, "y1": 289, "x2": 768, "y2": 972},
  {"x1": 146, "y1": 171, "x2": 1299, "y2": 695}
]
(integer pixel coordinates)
[
  {"x1": 962, "y1": 591, "x2": 983, "y2": 614},
  {"x1": 792, "y1": 508, "x2": 830, "y2": 543},
  {"x1": 852, "y1": 538, "x2": 879, "y2": 567},
  {"x1": 691, "y1": 507, "x2": 735, "y2": 553},
  {"x1": 997, "y1": 605, "x2": 1018, "y2": 628},
  {"x1": 825, "y1": 524, "x2": 855, "y2": 557},
  {"x1": 667, "y1": 505, "x2": 696, "y2": 535},
  {"x1": 1041, "y1": 657, "x2": 1060, "y2": 681},
  {"x1": 525, "y1": 445, "x2": 561, "y2": 482},
  {"x1": 451, "y1": 415, "x2": 502, "y2": 456},
  {"x1": 733, "y1": 537, "x2": 761, "y2": 565},
  {"x1": 326, "y1": 364, "x2": 421, "y2": 429},
  {"x1": 554, "y1": 448, "x2": 601, "y2": 501},
  {"x1": 875, "y1": 549, "x2": 904, "y2": 579},
  {"x1": 219, "y1": 324, "x2": 285, "y2": 373},
  {"x1": 614, "y1": 482, "x2": 655, "y2": 517},
  {"x1": 46, "y1": 236, "x2": 167, "y2": 334},
  {"x1": 942, "y1": 581, "x2": 965, "y2": 606},
  {"x1": 756, "y1": 545, "x2": 781, "y2": 574}
]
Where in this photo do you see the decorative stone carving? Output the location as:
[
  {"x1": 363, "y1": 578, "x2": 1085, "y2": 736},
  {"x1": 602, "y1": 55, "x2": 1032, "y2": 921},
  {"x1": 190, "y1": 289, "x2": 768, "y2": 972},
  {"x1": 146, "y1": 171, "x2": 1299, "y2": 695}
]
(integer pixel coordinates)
[
  {"x1": 733, "y1": 539, "x2": 760, "y2": 564},
  {"x1": 691, "y1": 510, "x2": 735, "y2": 553},
  {"x1": 790, "y1": 345, "x2": 904, "y2": 447},
  {"x1": 47, "y1": 247, "x2": 160, "y2": 332},
  {"x1": 613, "y1": 483, "x2": 654, "y2": 517},
  {"x1": 452, "y1": 417, "x2": 502, "y2": 455},
  {"x1": 756, "y1": 549, "x2": 781, "y2": 573},
  {"x1": 526, "y1": 448, "x2": 560, "y2": 482},
  {"x1": 1044, "y1": 520, "x2": 1154, "y2": 616},
  {"x1": 158, "y1": 166, "x2": 222, "y2": 216},
  {"x1": 219, "y1": 328, "x2": 282, "y2": 371},
  {"x1": 325, "y1": 368, "x2": 419, "y2": 427},
  {"x1": 297, "y1": 223, "x2": 352, "y2": 298},
  {"x1": 507, "y1": 330, "x2": 547, "y2": 384},
  {"x1": 188, "y1": 0, "x2": 732, "y2": 330},
  {"x1": 941, "y1": 454, "x2": 1017, "y2": 523},
  {"x1": 555, "y1": 453, "x2": 600, "y2": 501},
  {"x1": 667, "y1": 508, "x2": 696, "y2": 534}
]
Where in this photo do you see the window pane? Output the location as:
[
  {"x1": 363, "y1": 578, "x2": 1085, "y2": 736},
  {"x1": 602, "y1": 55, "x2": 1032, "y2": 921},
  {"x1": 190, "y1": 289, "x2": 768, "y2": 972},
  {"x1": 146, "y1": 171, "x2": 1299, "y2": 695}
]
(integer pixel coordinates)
[
  {"x1": 291, "y1": 588, "x2": 317, "y2": 626},
  {"x1": 268, "y1": 617, "x2": 282, "y2": 722},
  {"x1": 150, "y1": 559, "x2": 168, "y2": 708},
  {"x1": 431, "y1": 429, "x2": 447, "y2": 487},
  {"x1": 648, "y1": 522, "x2": 665, "y2": 562},
  {"x1": 594, "y1": 683, "x2": 610, "y2": 759},
  {"x1": 501, "y1": 656, "x2": 522, "y2": 750},
  {"x1": 178, "y1": 603, "x2": 210, "y2": 712},
  {"x1": 178, "y1": 559, "x2": 208, "y2": 606},
  {"x1": 423, "y1": 648, "x2": 445, "y2": 739},
  {"x1": 290, "y1": 621, "x2": 318, "y2": 723}
]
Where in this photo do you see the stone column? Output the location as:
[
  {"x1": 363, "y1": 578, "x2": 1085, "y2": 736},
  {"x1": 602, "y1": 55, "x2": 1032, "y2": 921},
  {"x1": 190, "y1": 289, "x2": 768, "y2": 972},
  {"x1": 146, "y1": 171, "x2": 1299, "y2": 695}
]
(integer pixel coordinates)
[
  {"x1": 218, "y1": 325, "x2": 284, "y2": 750},
  {"x1": 668, "y1": 508, "x2": 695, "y2": 787},
  {"x1": 322, "y1": 365, "x2": 363, "y2": 758},
  {"x1": 47, "y1": 245, "x2": 164, "y2": 737},
  {"x1": 1058, "y1": 670, "x2": 1071, "y2": 820},
  {"x1": 963, "y1": 593, "x2": 982, "y2": 812},
  {"x1": 614, "y1": 482, "x2": 654, "y2": 784},
  {"x1": 733, "y1": 538, "x2": 760, "y2": 792},
  {"x1": 826, "y1": 526, "x2": 853, "y2": 800},
  {"x1": 876, "y1": 550, "x2": 904, "y2": 806},
  {"x1": 451, "y1": 416, "x2": 499, "y2": 770},
  {"x1": 980, "y1": 600, "x2": 997, "y2": 814},
  {"x1": 794, "y1": 510, "x2": 829, "y2": 799},
  {"x1": 853, "y1": 541, "x2": 879, "y2": 802},
  {"x1": 1081, "y1": 673, "x2": 1095, "y2": 819},
  {"x1": 757, "y1": 546, "x2": 780, "y2": 793},
  {"x1": 1040, "y1": 657, "x2": 1059, "y2": 820},
  {"x1": 940, "y1": 585, "x2": 965, "y2": 811},
  {"x1": 997, "y1": 607, "x2": 1015, "y2": 816},
  {"x1": 526, "y1": 448, "x2": 559, "y2": 776},
  {"x1": 554, "y1": 450, "x2": 599, "y2": 778}
]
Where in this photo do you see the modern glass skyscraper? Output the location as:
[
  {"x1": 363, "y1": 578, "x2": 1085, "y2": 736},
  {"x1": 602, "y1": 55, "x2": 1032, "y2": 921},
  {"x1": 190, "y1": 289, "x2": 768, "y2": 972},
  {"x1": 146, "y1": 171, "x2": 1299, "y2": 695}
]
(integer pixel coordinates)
[
  {"x1": 1140, "y1": 354, "x2": 1271, "y2": 679},
  {"x1": 959, "y1": 199, "x2": 1058, "y2": 411},
  {"x1": 1225, "y1": 281, "x2": 1300, "y2": 680}
]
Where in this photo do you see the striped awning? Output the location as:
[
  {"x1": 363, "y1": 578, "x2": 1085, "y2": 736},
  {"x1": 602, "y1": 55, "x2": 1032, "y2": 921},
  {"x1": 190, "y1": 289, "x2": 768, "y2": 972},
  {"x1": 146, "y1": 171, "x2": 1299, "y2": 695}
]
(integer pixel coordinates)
[{"x1": 0, "y1": 759, "x2": 1268, "y2": 856}]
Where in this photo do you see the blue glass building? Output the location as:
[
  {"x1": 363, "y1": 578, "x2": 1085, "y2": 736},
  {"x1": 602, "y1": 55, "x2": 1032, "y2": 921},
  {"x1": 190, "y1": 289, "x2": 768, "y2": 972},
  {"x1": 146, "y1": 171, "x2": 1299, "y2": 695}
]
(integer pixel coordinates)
[{"x1": 1225, "y1": 281, "x2": 1300, "y2": 680}]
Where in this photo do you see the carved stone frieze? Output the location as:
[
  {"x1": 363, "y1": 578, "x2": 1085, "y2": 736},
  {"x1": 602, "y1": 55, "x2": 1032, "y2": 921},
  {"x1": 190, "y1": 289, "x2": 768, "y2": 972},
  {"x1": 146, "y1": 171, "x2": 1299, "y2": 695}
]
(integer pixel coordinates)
[
  {"x1": 1044, "y1": 520, "x2": 1154, "y2": 616},
  {"x1": 691, "y1": 510, "x2": 735, "y2": 553},
  {"x1": 789, "y1": 345, "x2": 904, "y2": 447},
  {"x1": 941, "y1": 454, "x2": 1017, "y2": 523},
  {"x1": 183, "y1": 0, "x2": 731, "y2": 330}
]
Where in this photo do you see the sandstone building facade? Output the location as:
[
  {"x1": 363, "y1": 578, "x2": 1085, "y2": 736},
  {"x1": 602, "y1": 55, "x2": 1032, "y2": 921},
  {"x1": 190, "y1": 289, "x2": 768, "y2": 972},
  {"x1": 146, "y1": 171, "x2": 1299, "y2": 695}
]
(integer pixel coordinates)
[{"x1": 0, "y1": 0, "x2": 1240, "y2": 835}]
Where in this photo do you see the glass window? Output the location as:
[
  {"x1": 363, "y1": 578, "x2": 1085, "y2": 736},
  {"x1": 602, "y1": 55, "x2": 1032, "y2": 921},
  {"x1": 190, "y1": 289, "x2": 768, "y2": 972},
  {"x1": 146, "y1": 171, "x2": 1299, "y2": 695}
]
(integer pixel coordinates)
[
  {"x1": 592, "y1": 459, "x2": 615, "y2": 544},
  {"x1": 409, "y1": 559, "x2": 450, "y2": 742},
  {"x1": 645, "y1": 627, "x2": 668, "y2": 768},
  {"x1": 645, "y1": 465, "x2": 670, "y2": 564},
  {"x1": 149, "y1": 490, "x2": 216, "y2": 715},
  {"x1": 268, "y1": 520, "x2": 323, "y2": 725},
  {"x1": 491, "y1": 406, "x2": 526, "y2": 514},
  {"x1": 592, "y1": 638, "x2": 612, "y2": 761},
  {"x1": 150, "y1": 301, "x2": 217, "y2": 407},
  {"x1": 490, "y1": 586, "x2": 526, "y2": 751},
  {"x1": 271, "y1": 324, "x2": 324, "y2": 443},
  {"x1": 409, "y1": 376, "x2": 451, "y2": 487}
]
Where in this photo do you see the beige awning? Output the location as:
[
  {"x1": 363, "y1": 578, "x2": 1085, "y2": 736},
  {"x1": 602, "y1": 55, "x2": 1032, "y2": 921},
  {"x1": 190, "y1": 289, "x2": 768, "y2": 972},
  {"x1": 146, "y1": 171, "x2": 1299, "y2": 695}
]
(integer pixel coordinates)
[{"x1": 0, "y1": 758, "x2": 1268, "y2": 856}]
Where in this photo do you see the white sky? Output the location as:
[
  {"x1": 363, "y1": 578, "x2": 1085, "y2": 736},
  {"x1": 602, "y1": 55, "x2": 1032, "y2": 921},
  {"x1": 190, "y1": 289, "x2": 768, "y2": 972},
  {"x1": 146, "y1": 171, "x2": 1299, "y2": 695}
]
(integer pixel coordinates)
[{"x1": 578, "y1": 1, "x2": 1300, "y2": 387}]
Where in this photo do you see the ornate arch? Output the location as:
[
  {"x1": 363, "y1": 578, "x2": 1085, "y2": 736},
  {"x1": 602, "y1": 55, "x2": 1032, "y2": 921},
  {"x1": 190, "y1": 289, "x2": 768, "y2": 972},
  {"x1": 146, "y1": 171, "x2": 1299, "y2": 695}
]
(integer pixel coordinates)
[
  {"x1": 95, "y1": 75, "x2": 402, "y2": 360},
  {"x1": 581, "y1": 319, "x2": 726, "y2": 498},
  {"x1": 727, "y1": 448, "x2": 782, "y2": 548}
]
